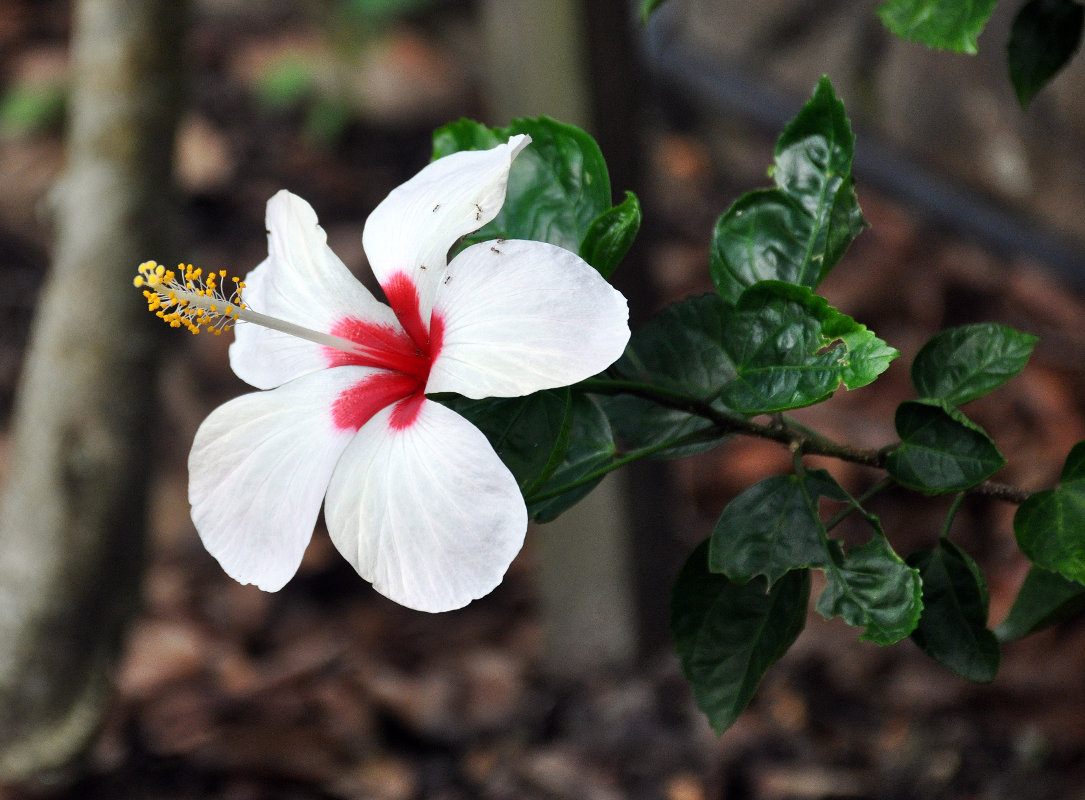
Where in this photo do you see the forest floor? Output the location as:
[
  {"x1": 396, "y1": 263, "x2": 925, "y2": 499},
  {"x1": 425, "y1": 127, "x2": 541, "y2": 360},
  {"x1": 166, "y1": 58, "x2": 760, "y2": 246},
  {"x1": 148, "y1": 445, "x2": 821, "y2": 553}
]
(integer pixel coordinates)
[{"x1": 4, "y1": 2, "x2": 1085, "y2": 798}]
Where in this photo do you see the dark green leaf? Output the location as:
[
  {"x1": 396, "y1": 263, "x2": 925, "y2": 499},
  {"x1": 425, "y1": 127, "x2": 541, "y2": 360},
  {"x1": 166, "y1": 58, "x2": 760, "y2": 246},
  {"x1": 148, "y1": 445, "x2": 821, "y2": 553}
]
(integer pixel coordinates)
[
  {"x1": 886, "y1": 399, "x2": 1006, "y2": 494},
  {"x1": 432, "y1": 117, "x2": 612, "y2": 253},
  {"x1": 438, "y1": 389, "x2": 573, "y2": 493},
  {"x1": 344, "y1": 0, "x2": 444, "y2": 23},
  {"x1": 611, "y1": 285, "x2": 896, "y2": 418},
  {"x1": 1062, "y1": 440, "x2": 1085, "y2": 481},
  {"x1": 432, "y1": 117, "x2": 502, "y2": 154},
  {"x1": 672, "y1": 541, "x2": 810, "y2": 734},
  {"x1": 816, "y1": 530, "x2": 923, "y2": 644},
  {"x1": 908, "y1": 539, "x2": 999, "y2": 682},
  {"x1": 877, "y1": 0, "x2": 997, "y2": 53},
  {"x1": 595, "y1": 392, "x2": 730, "y2": 459},
  {"x1": 710, "y1": 77, "x2": 865, "y2": 303},
  {"x1": 613, "y1": 294, "x2": 739, "y2": 401},
  {"x1": 995, "y1": 565, "x2": 1085, "y2": 642},
  {"x1": 579, "y1": 191, "x2": 641, "y2": 278},
  {"x1": 527, "y1": 394, "x2": 616, "y2": 522},
  {"x1": 1015, "y1": 441, "x2": 1085, "y2": 584},
  {"x1": 709, "y1": 470, "x2": 847, "y2": 586},
  {"x1": 719, "y1": 283, "x2": 897, "y2": 414},
  {"x1": 1008, "y1": 0, "x2": 1085, "y2": 108},
  {"x1": 911, "y1": 323, "x2": 1038, "y2": 405}
]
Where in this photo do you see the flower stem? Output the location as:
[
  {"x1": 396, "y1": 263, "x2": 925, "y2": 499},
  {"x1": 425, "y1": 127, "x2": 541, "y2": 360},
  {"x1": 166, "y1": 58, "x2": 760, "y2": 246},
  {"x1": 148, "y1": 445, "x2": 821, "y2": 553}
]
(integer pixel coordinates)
[{"x1": 578, "y1": 378, "x2": 1032, "y2": 505}]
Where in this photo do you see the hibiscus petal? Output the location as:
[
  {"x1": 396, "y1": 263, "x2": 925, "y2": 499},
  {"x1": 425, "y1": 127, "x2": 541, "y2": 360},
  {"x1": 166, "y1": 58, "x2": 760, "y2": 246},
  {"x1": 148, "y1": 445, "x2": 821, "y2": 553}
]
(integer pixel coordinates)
[
  {"x1": 231, "y1": 190, "x2": 397, "y2": 389},
  {"x1": 362, "y1": 135, "x2": 530, "y2": 322},
  {"x1": 324, "y1": 400, "x2": 527, "y2": 612},
  {"x1": 189, "y1": 366, "x2": 375, "y2": 591},
  {"x1": 426, "y1": 239, "x2": 630, "y2": 398}
]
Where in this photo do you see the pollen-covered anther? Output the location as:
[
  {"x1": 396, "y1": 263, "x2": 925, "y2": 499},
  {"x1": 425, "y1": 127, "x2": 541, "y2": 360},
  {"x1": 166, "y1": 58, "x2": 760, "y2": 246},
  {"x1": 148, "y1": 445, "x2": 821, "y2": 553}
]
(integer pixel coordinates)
[{"x1": 135, "y1": 260, "x2": 245, "y2": 335}]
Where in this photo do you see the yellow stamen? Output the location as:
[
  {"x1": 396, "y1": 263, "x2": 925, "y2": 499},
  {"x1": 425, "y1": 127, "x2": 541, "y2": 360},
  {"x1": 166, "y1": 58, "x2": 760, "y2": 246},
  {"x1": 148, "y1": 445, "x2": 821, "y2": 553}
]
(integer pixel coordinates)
[
  {"x1": 134, "y1": 258, "x2": 374, "y2": 357},
  {"x1": 134, "y1": 260, "x2": 246, "y2": 336}
]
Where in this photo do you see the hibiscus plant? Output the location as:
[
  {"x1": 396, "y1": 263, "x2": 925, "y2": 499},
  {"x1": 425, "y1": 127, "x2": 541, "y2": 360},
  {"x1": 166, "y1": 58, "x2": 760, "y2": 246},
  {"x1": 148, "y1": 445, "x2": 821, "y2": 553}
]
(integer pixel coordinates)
[{"x1": 137, "y1": 77, "x2": 1085, "y2": 735}]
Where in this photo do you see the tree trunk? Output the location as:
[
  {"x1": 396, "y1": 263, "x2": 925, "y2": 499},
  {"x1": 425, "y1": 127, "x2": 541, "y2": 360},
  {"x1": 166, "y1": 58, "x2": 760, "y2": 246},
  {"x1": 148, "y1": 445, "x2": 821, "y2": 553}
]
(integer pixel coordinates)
[{"x1": 0, "y1": 0, "x2": 184, "y2": 786}]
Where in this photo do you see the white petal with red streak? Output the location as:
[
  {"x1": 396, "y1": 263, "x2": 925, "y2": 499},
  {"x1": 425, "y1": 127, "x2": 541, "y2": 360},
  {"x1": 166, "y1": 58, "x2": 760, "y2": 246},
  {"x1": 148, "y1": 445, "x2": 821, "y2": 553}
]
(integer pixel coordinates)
[
  {"x1": 189, "y1": 366, "x2": 374, "y2": 591},
  {"x1": 362, "y1": 136, "x2": 530, "y2": 321},
  {"x1": 231, "y1": 190, "x2": 397, "y2": 389},
  {"x1": 324, "y1": 400, "x2": 526, "y2": 612},
  {"x1": 426, "y1": 239, "x2": 630, "y2": 398}
]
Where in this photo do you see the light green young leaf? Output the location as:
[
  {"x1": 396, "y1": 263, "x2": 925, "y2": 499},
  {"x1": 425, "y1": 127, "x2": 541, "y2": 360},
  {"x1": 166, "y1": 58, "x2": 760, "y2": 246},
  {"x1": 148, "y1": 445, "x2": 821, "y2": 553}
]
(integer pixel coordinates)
[
  {"x1": 672, "y1": 541, "x2": 810, "y2": 734},
  {"x1": 878, "y1": 0, "x2": 998, "y2": 53},
  {"x1": 710, "y1": 77, "x2": 865, "y2": 303},
  {"x1": 1015, "y1": 441, "x2": 1085, "y2": 584},
  {"x1": 908, "y1": 538, "x2": 1000, "y2": 682},
  {"x1": 911, "y1": 322, "x2": 1038, "y2": 406},
  {"x1": 886, "y1": 399, "x2": 1006, "y2": 494}
]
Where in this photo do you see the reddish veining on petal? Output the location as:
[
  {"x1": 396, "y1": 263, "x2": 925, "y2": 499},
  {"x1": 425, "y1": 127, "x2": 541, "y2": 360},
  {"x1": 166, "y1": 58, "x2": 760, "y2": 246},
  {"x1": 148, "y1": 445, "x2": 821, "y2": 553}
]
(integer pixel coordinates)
[
  {"x1": 383, "y1": 271, "x2": 431, "y2": 354},
  {"x1": 327, "y1": 271, "x2": 447, "y2": 432},
  {"x1": 332, "y1": 371, "x2": 424, "y2": 431},
  {"x1": 428, "y1": 310, "x2": 445, "y2": 364},
  {"x1": 326, "y1": 317, "x2": 429, "y2": 378},
  {"x1": 389, "y1": 392, "x2": 426, "y2": 430}
]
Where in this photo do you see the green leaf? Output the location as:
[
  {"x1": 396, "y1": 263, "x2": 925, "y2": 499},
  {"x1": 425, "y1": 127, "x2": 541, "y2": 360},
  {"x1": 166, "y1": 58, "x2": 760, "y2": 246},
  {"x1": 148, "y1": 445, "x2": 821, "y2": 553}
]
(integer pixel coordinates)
[
  {"x1": 710, "y1": 77, "x2": 865, "y2": 303},
  {"x1": 527, "y1": 394, "x2": 616, "y2": 522},
  {"x1": 437, "y1": 389, "x2": 573, "y2": 494},
  {"x1": 0, "y1": 80, "x2": 67, "y2": 137},
  {"x1": 908, "y1": 539, "x2": 1000, "y2": 682},
  {"x1": 601, "y1": 294, "x2": 738, "y2": 457},
  {"x1": 344, "y1": 0, "x2": 444, "y2": 24},
  {"x1": 1008, "y1": 0, "x2": 1085, "y2": 107},
  {"x1": 611, "y1": 285, "x2": 896, "y2": 418},
  {"x1": 1015, "y1": 441, "x2": 1085, "y2": 584},
  {"x1": 613, "y1": 294, "x2": 739, "y2": 400},
  {"x1": 877, "y1": 0, "x2": 997, "y2": 53},
  {"x1": 709, "y1": 470, "x2": 847, "y2": 586},
  {"x1": 719, "y1": 283, "x2": 897, "y2": 414},
  {"x1": 596, "y1": 393, "x2": 730, "y2": 459},
  {"x1": 255, "y1": 56, "x2": 317, "y2": 110},
  {"x1": 639, "y1": 0, "x2": 671, "y2": 23},
  {"x1": 816, "y1": 529, "x2": 923, "y2": 644},
  {"x1": 886, "y1": 399, "x2": 1006, "y2": 494},
  {"x1": 579, "y1": 191, "x2": 641, "y2": 278},
  {"x1": 432, "y1": 117, "x2": 612, "y2": 253},
  {"x1": 995, "y1": 565, "x2": 1085, "y2": 642},
  {"x1": 911, "y1": 323, "x2": 1038, "y2": 406},
  {"x1": 672, "y1": 541, "x2": 810, "y2": 734}
]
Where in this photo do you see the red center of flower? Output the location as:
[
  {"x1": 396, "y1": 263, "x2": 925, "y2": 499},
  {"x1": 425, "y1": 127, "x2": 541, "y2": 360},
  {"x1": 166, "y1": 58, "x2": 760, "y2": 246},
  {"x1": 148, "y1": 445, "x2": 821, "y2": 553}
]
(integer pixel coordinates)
[{"x1": 327, "y1": 271, "x2": 444, "y2": 432}]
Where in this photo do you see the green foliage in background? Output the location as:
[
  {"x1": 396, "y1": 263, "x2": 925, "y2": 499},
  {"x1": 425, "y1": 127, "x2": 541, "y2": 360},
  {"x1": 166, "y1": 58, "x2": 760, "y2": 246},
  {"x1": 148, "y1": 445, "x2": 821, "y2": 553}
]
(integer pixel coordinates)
[{"x1": 641, "y1": 0, "x2": 1084, "y2": 106}]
